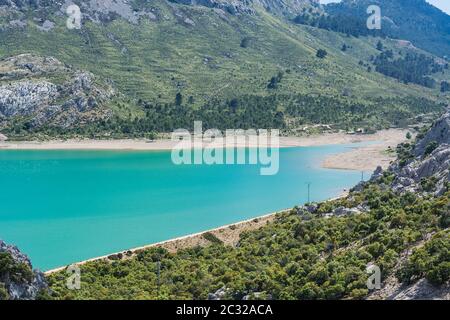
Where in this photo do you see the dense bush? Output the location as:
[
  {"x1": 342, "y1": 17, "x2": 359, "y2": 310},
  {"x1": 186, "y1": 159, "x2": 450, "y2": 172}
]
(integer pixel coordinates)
[
  {"x1": 397, "y1": 231, "x2": 450, "y2": 285},
  {"x1": 47, "y1": 185, "x2": 450, "y2": 300},
  {"x1": 373, "y1": 52, "x2": 445, "y2": 88},
  {"x1": 4, "y1": 93, "x2": 443, "y2": 140}
]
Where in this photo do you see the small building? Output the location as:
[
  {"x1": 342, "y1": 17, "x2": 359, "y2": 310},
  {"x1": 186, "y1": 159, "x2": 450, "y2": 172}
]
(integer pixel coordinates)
[{"x1": 0, "y1": 133, "x2": 8, "y2": 141}]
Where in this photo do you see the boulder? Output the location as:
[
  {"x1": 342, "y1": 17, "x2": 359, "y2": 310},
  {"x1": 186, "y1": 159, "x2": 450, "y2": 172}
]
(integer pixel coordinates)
[
  {"x1": 370, "y1": 166, "x2": 384, "y2": 181},
  {"x1": 208, "y1": 286, "x2": 228, "y2": 300}
]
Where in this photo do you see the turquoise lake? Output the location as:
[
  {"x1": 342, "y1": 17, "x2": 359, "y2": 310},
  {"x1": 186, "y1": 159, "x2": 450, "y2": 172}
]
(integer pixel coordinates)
[{"x1": 0, "y1": 145, "x2": 370, "y2": 270}]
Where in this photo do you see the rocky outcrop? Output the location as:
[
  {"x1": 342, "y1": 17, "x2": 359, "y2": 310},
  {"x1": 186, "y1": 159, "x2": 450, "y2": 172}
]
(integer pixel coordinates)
[
  {"x1": 295, "y1": 202, "x2": 368, "y2": 220},
  {"x1": 170, "y1": 0, "x2": 254, "y2": 15},
  {"x1": 169, "y1": 0, "x2": 317, "y2": 16},
  {"x1": 0, "y1": 54, "x2": 114, "y2": 129},
  {"x1": 0, "y1": 0, "x2": 317, "y2": 25},
  {"x1": 370, "y1": 110, "x2": 450, "y2": 196},
  {"x1": 390, "y1": 279, "x2": 450, "y2": 300},
  {"x1": 0, "y1": 81, "x2": 59, "y2": 117},
  {"x1": 0, "y1": 240, "x2": 48, "y2": 300},
  {"x1": 74, "y1": 0, "x2": 157, "y2": 24},
  {"x1": 0, "y1": 54, "x2": 67, "y2": 80},
  {"x1": 390, "y1": 144, "x2": 450, "y2": 196},
  {"x1": 414, "y1": 111, "x2": 450, "y2": 157},
  {"x1": 208, "y1": 286, "x2": 273, "y2": 300},
  {"x1": 208, "y1": 286, "x2": 228, "y2": 300}
]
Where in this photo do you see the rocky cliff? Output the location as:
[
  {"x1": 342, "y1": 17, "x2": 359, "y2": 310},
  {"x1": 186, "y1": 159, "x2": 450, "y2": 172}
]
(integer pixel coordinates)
[
  {"x1": 385, "y1": 110, "x2": 450, "y2": 196},
  {"x1": 170, "y1": 0, "x2": 318, "y2": 16},
  {"x1": 0, "y1": 0, "x2": 318, "y2": 22},
  {"x1": 0, "y1": 54, "x2": 114, "y2": 130},
  {"x1": 0, "y1": 240, "x2": 48, "y2": 300}
]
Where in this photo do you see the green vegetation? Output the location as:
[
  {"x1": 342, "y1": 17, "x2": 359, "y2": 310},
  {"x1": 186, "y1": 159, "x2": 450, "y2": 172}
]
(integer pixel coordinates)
[
  {"x1": 316, "y1": 49, "x2": 328, "y2": 59},
  {"x1": 0, "y1": 0, "x2": 448, "y2": 139},
  {"x1": 397, "y1": 231, "x2": 450, "y2": 285},
  {"x1": 424, "y1": 141, "x2": 439, "y2": 156},
  {"x1": 373, "y1": 51, "x2": 447, "y2": 88},
  {"x1": 0, "y1": 252, "x2": 34, "y2": 300},
  {"x1": 325, "y1": 0, "x2": 450, "y2": 57},
  {"x1": 4, "y1": 94, "x2": 443, "y2": 140},
  {"x1": 203, "y1": 232, "x2": 223, "y2": 245},
  {"x1": 47, "y1": 182, "x2": 450, "y2": 300},
  {"x1": 293, "y1": 9, "x2": 385, "y2": 38},
  {"x1": 441, "y1": 81, "x2": 450, "y2": 93}
]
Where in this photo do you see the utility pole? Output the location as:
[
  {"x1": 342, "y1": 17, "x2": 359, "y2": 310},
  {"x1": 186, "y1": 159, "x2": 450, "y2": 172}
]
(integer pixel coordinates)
[
  {"x1": 307, "y1": 182, "x2": 311, "y2": 203},
  {"x1": 361, "y1": 171, "x2": 364, "y2": 182}
]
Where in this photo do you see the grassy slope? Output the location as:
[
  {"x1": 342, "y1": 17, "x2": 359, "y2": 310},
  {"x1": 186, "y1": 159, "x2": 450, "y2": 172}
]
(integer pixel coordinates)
[{"x1": 0, "y1": 0, "x2": 446, "y2": 123}]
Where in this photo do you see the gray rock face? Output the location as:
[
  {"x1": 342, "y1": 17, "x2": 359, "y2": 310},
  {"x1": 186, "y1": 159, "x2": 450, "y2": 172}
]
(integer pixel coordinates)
[
  {"x1": 170, "y1": 0, "x2": 315, "y2": 16},
  {"x1": 0, "y1": 54, "x2": 66, "y2": 80},
  {"x1": 371, "y1": 165, "x2": 383, "y2": 180},
  {"x1": 208, "y1": 286, "x2": 228, "y2": 300},
  {"x1": 391, "y1": 143, "x2": 450, "y2": 195},
  {"x1": 332, "y1": 206, "x2": 361, "y2": 216},
  {"x1": 0, "y1": 81, "x2": 58, "y2": 117},
  {"x1": 170, "y1": 0, "x2": 254, "y2": 15},
  {"x1": 37, "y1": 19, "x2": 55, "y2": 32},
  {"x1": 0, "y1": 240, "x2": 48, "y2": 300},
  {"x1": 414, "y1": 111, "x2": 450, "y2": 157},
  {"x1": 390, "y1": 279, "x2": 450, "y2": 300},
  {"x1": 1, "y1": 0, "x2": 316, "y2": 24},
  {"x1": 77, "y1": 0, "x2": 157, "y2": 24},
  {"x1": 242, "y1": 291, "x2": 273, "y2": 300},
  {"x1": 0, "y1": 54, "x2": 114, "y2": 129},
  {"x1": 385, "y1": 111, "x2": 450, "y2": 196}
]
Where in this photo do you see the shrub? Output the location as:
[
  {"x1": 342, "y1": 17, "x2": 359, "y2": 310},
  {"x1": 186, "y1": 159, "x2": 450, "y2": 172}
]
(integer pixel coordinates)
[
  {"x1": 424, "y1": 141, "x2": 438, "y2": 156},
  {"x1": 203, "y1": 232, "x2": 223, "y2": 244},
  {"x1": 316, "y1": 49, "x2": 328, "y2": 59}
]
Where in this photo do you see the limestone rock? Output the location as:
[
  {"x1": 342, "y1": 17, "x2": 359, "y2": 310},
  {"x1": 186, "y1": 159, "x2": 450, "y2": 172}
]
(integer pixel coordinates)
[
  {"x1": 0, "y1": 54, "x2": 114, "y2": 129},
  {"x1": 389, "y1": 111, "x2": 450, "y2": 196},
  {"x1": 0, "y1": 240, "x2": 48, "y2": 300},
  {"x1": 208, "y1": 286, "x2": 228, "y2": 300},
  {"x1": 414, "y1": 111, "x2": 450, "y2": 157}
]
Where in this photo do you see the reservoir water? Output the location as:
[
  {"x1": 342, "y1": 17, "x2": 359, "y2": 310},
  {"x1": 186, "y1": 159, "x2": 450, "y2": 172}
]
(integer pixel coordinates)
[{"x1": 0, "y1": 145, "x2": 370, "y2": 270}]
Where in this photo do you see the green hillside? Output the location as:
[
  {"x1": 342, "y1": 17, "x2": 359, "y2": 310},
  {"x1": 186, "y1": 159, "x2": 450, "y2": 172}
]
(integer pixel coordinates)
[
  {"x1": 47, "y1": 166, "x2": 450, "y2": 300},
  {"x1": 0, "y1": 0, "x2": 448, "y2": 138},
  {"x1": 326, "y1": 0, "x2": 450, "y2": 58}
]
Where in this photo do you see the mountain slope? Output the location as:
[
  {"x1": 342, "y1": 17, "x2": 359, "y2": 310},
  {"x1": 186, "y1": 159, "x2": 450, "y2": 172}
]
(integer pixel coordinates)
[
  {"x1": 0, "y1": 0, "x2": 447, "y2": 138},
  {"x1": 325, "y1": 0, "x2": 450, "y2": 58}
]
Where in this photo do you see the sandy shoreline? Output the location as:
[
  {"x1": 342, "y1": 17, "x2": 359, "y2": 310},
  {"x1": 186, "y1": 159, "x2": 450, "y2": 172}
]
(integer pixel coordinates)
[
  {"x1": 0, "y1": 129, "x2": 408, "y2": 172},
  {"x1": 321, "y1": 129, "x2": 409, "y2": 171},
  {"x1": 44, "y1": 211, "x2": 281, "y2": 275},
  {"x1": 45, "y1": 192, "x2": 350, "y2": 275}
]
